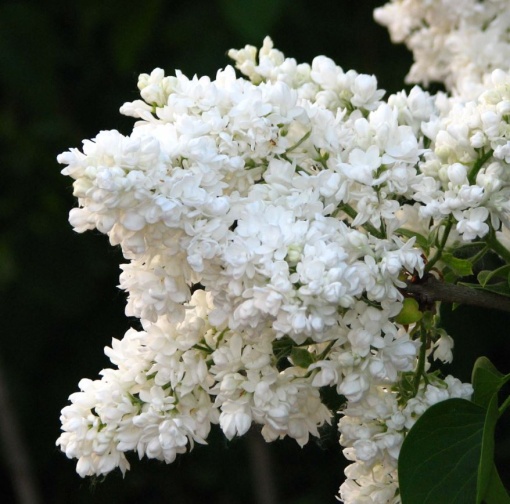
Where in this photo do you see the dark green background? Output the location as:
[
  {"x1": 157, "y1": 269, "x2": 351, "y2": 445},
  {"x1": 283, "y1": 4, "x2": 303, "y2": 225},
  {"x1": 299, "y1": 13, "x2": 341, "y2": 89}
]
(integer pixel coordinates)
[{"x1": 1, "y1": 1, "x2": 508, "y2": 502}]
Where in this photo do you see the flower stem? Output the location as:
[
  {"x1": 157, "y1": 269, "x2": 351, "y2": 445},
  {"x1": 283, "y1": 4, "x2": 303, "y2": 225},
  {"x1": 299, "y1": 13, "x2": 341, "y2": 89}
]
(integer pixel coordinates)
[
  {"x1": 339, "y1": 203, "x2": 385, "y2": 238},
  {"x1": 316, "y1": 340, "x2": 336, "y2": 361},
  {"x1": 468, "y1": 149, "x2": 493, "y2": 184},
  {"x1": 193, "y1": 343, "x2": 213, "y2": 354},
  {"x1": 412, "y1": 321, "x2": 428, "y2": 395},
  {"x1": 468, "y1": 244, "x2": 490, "y2": 265},
  {"x1": 285, "y1": 130, "x2": 312, "y2": 154},
  {"x1": 499, "y1": 394, "x2": 510, "y2": 417},
  {"x1": 485, "y1": 229, "x2": 510, "y2": 264},
  {"x1": 425, "y1": 217, "x2": 454, "y2": 273}
]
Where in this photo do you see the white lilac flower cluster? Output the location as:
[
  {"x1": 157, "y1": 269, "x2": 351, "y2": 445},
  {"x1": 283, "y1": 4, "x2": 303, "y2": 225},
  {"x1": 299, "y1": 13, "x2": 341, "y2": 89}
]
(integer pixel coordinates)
[
  {"x1": 57, "y1": 23, "x2": 510, "y2": 503},
  {"x1": 338, "y1": 376, "x2": 473, "y2": 503},
  {"x1": 374, "y1": 0, "x2": 510, "y2": 97},
  {"x1": 407, "y1": 69, "x2": 510, "y2": 243}
]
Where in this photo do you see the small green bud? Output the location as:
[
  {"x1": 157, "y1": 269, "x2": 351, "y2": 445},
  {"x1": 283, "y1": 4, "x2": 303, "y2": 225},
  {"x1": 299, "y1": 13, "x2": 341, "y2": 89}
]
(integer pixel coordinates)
[
  {"x1": 395, "y1": 298, "x2": 423, "y2": 325},
  {"x1": 286, "y1": 244, "x2": 302, "y2": 265}
]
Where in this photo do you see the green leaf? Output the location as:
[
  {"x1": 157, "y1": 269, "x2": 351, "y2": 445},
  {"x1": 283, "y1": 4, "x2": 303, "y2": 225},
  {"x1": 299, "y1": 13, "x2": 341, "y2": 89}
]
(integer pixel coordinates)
[
  {"x1": 484, "y1": 465, "x2": 510, "y2": 504},
  {"x1": 441, "y1": 252, "x2": 473, "y2": 277},
  {"x1": 399, "y1": 398, "x2": 486, "y2": 504},
  {"x1": 481, "y1": 282, "x2": 510, "y2": 297},
  {"x1": 443, "y1": 271, "x2": 458, "y2": 284},
  {"x1": 477, "y1": 394, "x2": 499, "y2": 503},
  {"x1": 290, "y1": 347, "x2": 314, "y2": 368},
  {"x1": 477, "y1": 265, "x2": 510, "y2": 287},
  {"x1": 472, "y1": 357, "x2": 510, "y2": 409},
  {"x1": 477, "y1": 270, "x2": 491, "y2": 286}
]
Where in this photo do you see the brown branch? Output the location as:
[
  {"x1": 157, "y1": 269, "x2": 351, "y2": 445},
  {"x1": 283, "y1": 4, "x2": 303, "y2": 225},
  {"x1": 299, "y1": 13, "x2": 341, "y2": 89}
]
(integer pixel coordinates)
[{"x1": 404, "y1": 275, "x2": 510, "y2": 313}]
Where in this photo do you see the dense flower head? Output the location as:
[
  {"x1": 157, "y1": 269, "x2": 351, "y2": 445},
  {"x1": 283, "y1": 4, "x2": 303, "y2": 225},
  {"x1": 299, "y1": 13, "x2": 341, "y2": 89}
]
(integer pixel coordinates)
[
  {"x1": 374, "y1": 0, "x2": 510, "y2": 97},
  {"x1": 57, "y1": 10, "x2": 510, "y2": 500},
  {"x1": 338, "y1": 376, "x2": 473, "y2": 503}
]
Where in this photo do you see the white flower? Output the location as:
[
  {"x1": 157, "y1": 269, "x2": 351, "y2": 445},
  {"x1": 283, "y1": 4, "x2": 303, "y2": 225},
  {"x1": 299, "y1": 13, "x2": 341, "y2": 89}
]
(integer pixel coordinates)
[
  {"x1": 338, "y1": 373, "x2": 370, "y2": 402},
  {"x1": 351, "y1": 74, "x2": 385, "y2": 110},
  {"x1": 219, "y1": 400, "x2": 252, "y2": 439},
  {"x1": 456, "y1": 206, "x2": 490, "y2": 240},
  {"x1": 337, "y1": 146, "x2": 382, "y2": 185},
  {"x1": 433, "y1": 332, "x2": 454, "y2": 363},
  {"x1": 353, "y1": 439, "x2": 379, "y2": 464}
]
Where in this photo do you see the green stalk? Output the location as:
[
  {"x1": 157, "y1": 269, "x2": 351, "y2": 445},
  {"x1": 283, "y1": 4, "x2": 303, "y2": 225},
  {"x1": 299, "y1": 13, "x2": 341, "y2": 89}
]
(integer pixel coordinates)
[
  {"x1": 316, "y1": 340, "x2": 336, "y2": 361},
  {"x1": 339, "y1": 203, "x2": 385, "y2": 238},
  {"x1": 485, "y1": 229, "x2": 510, "y2": 264},
  {"x1": 468, "y1": 149, "x2": 493, "y2": 184},
  {"x1": 412, "y1": 321, "x2": 429, "y2": 395},
  {"x1": 193, "y1": 343, "x2": 213, "y2": 354},
  {"x1": 468, "y1": 244, "x2": 490, "y2": 265},
  {"x1": 499, "y1": 394, "x2": 510, "y2": 417},
  {"x1": 285, "y1": 130, "x2": 312, "y2": 154},
  {"x1": 425, "y1": 216, "x2": 454, "y2": 273}
]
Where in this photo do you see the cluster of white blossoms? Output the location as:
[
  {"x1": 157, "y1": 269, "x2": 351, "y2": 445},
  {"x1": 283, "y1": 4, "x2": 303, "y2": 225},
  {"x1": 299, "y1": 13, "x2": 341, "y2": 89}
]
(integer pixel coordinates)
[
  {"x1": 338, "y1": 376, "x2": 473, "y2": 503},
  {"x1": 374, "y1": 0, "x2": 510, "y2": 97},
  {"x1": 406, "y1": 69, "x2": 510, "y2": 243},
  {"x1": 57, "y1": 2, "x2": 510, "y2": 501}
]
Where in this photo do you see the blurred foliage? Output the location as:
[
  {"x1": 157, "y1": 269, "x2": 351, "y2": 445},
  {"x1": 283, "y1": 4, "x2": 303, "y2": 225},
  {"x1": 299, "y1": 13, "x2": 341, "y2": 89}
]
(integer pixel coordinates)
[{"x1": 0, "y1": 0, "x2": 507, "y2": 502}]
